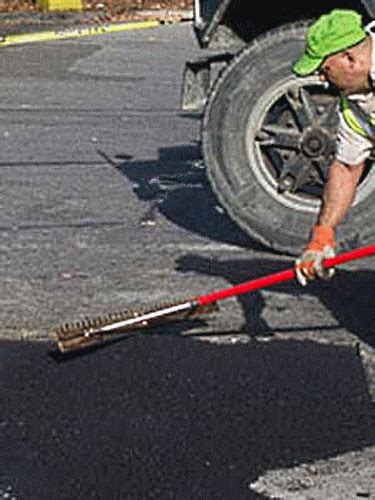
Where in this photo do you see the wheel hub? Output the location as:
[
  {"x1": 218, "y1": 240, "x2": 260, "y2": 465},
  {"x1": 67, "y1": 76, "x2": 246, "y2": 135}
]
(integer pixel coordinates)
[{"x1": 301, "y1": 127, "x2": 334, "y2": 158}]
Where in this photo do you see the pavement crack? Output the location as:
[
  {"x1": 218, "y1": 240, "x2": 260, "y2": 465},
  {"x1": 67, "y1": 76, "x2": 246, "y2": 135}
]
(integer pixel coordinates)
[
  {"x1": 0, "y1": 219, "x2": 126, "y2": 232},
  {"x1": 0, "y1": 161, "x2": 106, "y2": 168}
]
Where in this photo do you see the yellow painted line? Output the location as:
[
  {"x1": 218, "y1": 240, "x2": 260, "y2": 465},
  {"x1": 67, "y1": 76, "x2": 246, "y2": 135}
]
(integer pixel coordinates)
[{"x1": 0, "y1": 20, "x2": 160, "y2": 47}]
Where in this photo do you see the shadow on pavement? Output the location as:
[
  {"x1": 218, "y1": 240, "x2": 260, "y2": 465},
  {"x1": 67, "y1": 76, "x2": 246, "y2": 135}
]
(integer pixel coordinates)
[
  {"x1": 113, "y1": 144, "x2": 265, "y2": 251},
  {"x1": 114, "y1": 144, "x2": 374, "y2": 346},
  {"x1": 176, "y1": 255, "x2": 375, "y2": 348},
  {"x1": 0, "y1": 336, "x2": 374, "y2": 499}
]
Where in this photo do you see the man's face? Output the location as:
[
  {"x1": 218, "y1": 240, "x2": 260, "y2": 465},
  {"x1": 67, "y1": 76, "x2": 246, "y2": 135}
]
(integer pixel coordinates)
[{"x1": 318, "y1": 50, "x2": 369, "y2": 94}]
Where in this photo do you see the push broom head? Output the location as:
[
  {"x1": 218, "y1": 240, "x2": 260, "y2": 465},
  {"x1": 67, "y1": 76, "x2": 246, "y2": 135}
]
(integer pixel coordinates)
[{"x1": 50, "y1": 299, "x2": 219, "y2": 354}]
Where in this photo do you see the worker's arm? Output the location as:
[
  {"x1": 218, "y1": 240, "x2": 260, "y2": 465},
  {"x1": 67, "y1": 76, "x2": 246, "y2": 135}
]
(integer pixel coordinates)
[
  {"x1": 318, "y1": 159, "x2": 365, "y2": 228},
  {"x1": 295, "y1": 159, "x2": 365, "y2": 286}
]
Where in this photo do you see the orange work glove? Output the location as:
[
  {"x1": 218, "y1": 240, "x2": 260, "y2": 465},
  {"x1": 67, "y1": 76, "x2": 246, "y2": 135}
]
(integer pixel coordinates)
[{"x1": 295, "y1": 225, "x2": 336, "y2": 287}]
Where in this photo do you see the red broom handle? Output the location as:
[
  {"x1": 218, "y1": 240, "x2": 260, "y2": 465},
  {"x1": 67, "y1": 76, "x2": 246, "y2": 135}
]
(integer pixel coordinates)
[{"x1": 197, "y1": 244, "x2": 375, "y2": 306}]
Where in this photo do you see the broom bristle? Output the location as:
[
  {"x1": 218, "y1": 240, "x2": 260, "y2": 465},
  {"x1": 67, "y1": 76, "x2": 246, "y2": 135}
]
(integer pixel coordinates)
[{"x1": 50, "y1": 299, "x2": 218, "y2": 353}]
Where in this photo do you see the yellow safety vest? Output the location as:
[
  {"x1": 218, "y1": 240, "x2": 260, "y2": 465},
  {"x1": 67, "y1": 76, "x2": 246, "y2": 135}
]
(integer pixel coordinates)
[{"x1": 341, "y1": 95, "x2": 375, "y2": 139}]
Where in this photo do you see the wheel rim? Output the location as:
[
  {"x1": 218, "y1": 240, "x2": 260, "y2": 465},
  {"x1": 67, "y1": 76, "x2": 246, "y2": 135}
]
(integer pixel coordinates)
[{"x1": 246, "y1": 75, "x2": 374, "y2": 213}]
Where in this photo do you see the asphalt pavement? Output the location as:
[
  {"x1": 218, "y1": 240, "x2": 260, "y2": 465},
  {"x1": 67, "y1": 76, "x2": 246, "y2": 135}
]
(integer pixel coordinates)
[{"x1": 0, "y1": 21, "x2": 374, "y2": 499}]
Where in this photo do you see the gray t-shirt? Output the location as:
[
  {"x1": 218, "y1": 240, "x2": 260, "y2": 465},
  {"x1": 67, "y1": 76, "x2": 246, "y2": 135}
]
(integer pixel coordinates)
[{"x1": 336, "y1": 25, "x2": 375, "y2": 165}]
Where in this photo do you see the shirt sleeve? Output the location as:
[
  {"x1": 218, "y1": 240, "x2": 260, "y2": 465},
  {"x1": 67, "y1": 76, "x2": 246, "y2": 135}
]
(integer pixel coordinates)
[{"x1": 335, "y1": 112, "x2": 373, "y2": 165}]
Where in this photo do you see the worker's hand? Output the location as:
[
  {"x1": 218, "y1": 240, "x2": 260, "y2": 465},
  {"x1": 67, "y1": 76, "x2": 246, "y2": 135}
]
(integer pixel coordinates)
[{"x1": 295, "y1": 225, "x2": 336, "y2": 287}]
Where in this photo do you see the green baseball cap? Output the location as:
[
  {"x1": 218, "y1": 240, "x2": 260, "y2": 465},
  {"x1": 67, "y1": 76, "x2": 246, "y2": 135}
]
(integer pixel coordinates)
[{"x1": 293, "y1": 9, "x2": 367, "y2": 76}]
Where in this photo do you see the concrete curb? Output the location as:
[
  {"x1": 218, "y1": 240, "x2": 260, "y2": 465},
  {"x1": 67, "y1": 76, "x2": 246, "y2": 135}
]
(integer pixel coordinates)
[{"x1": 0, "y1": 8, "x2": 193, "y2": 45}]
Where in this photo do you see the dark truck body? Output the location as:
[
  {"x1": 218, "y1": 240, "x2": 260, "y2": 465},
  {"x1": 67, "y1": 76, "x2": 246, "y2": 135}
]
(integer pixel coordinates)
[
  {"x1": 194, "y1": 0, "x2": 375, "y2": 48},
  {"x1": 181, "y1": 0, "x2": 375, "y2": 254}
]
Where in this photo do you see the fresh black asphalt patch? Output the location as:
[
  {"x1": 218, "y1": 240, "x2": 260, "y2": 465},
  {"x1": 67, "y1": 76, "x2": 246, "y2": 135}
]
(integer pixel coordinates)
[{"x1": 1, "y1": 336, "x2": 374, "y2": 499}]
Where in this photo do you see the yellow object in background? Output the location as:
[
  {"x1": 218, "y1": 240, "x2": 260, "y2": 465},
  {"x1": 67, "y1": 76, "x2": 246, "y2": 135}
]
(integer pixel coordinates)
[{"x1": 37, "y1": 0, "x2": 83, "y2": 11}]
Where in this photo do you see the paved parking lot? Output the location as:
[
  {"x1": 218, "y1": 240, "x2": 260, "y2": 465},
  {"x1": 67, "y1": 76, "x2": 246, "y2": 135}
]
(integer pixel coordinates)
[{"x1": 0, "y1": 23, "x2": 374, "y2": 498}]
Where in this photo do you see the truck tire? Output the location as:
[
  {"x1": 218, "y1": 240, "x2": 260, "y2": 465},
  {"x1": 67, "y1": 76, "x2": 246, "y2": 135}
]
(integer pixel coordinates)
[{"x1": 203, "y1": 22, "x2": 375, "y2": 255}]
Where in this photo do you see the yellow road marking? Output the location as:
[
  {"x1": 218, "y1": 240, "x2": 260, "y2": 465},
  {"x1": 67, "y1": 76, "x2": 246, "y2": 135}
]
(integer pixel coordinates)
[{"x1": 0, "y1": 20, "x2": 160, "y2": 47}]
